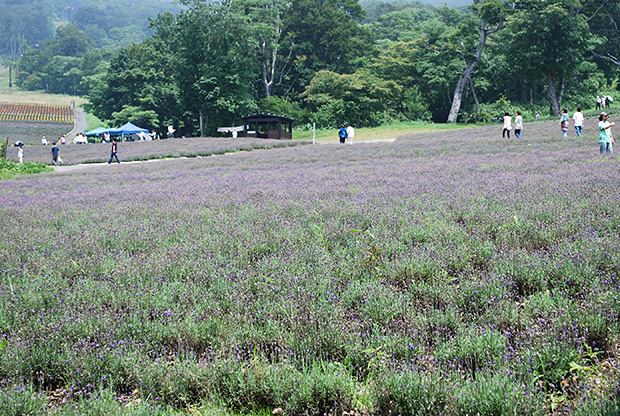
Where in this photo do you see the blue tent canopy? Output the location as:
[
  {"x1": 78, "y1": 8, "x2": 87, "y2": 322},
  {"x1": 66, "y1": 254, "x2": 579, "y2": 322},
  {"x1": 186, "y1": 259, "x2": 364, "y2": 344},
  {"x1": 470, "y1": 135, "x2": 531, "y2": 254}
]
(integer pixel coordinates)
[
  {"x1": 108, "y1": 122, "x2": 149, "y2": 135},
  {"x1": 84, "y1": 127, "x2": 109, "y2": 136}
]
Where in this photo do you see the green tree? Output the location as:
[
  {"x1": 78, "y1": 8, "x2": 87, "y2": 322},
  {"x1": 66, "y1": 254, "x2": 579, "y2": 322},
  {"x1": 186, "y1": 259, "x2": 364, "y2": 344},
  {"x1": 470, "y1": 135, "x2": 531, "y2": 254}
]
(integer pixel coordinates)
[
  {"x1": 165, "y1": 7, "x2": 258, "y2": 136},
  {"x1": 504, "y1": 0, "x2": 594, "y2": 115},
  {"x1": 303, "y1": 69, "x2": 398, "y2": 128},
  {"x1": 17, "y1": 25, "x2": 95, "y2": 94},
  {"x1": 446, "y1": 0, "x2": 510, "y2": 123},
  {"x1": 371, "y1": 12, "x2": 463, "y2": 121},
  {"x1": 84, "y1": 36, "x2": 181, "y2": 134},
  {"x1": 284, "y1": 0, "x2": 374, "y2": 93}
]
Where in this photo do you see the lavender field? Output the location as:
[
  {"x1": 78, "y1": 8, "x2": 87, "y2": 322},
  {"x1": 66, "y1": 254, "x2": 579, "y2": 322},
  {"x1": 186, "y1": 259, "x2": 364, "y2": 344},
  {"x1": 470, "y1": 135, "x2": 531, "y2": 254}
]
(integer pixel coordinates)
[
  {"x1": 1, "y1": 119, "x2": 620, "y2": 415},
  {"x1": 4, "y1": 136, "x2": 305, "y2": 166}
]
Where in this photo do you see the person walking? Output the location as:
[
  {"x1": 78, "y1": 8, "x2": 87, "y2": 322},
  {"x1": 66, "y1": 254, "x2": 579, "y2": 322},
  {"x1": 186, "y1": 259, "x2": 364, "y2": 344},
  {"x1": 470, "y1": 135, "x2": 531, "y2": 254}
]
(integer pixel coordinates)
[
  {"x1": 502, "y1": 112, "x2": 512, "y2": 138},
  {"x1": 598, "y1": 112, "x2": 614, "y2": 154},
  {"x1": 560, "y1": 109, "x2": 569, "y2": 137},
  {"x1": 346, "y1": 124, "x2": 355, "y2": 145},
  {"x1": 50, "y1": 143, "x2": 61, "y2": 165},
  {"x1": 338, "y1": 124, "x2": 347, "y2": 144},
  {"x1": 596, "y1": 96, "x2": 602, "y2": 110},
  {"x1": 572, "y1": 107, "x2": 584, "y2": 137},
  {"x1": 514, "y1": 110, "x2": 523, "y2": 138},
  {"x1": 108, "y1": 137, "x2": 121, "y2": 164}
]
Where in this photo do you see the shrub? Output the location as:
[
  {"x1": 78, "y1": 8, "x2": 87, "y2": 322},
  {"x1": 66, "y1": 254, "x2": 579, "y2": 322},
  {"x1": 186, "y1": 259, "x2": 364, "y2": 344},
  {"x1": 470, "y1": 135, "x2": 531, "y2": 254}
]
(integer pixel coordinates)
[
  {"x1": 0, "y1": 160, "x2": 53, "y2": 180},
  {"x1": 454, "y1": 372, "x2": 542, "y2": 416},
  {"x1": 0, "y1": 383, "x2": 47, "y2": 416},
  {"x1": 374, "y1": 370, "x2": 448, "y2": 416}
]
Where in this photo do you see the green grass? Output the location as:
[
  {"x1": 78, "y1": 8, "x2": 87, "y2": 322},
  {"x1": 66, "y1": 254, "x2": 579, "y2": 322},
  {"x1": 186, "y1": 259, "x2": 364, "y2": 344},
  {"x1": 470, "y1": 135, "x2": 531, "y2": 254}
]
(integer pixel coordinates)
[
  {"x1": 0, "y1": 160, "x2": 53, "y2": 180},
  {"x1": 84, "y1": 112, "x2": 106, "y2": 131},
  {"x1": 293, "y1": 120, "x2": 475, "y2": 143}
]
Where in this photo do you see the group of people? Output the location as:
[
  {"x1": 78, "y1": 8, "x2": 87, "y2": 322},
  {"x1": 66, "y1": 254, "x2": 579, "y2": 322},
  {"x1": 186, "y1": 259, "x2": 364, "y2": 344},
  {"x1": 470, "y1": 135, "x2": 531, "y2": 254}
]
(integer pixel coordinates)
[
  {"x1": 338, "y1": 124, "x2": 355, "y2": 144},
  {"x1": 502, "y1": 106, "x2": 615, "y2": 155},
  {"x1": 596, "y1": 95, "x2": 613, "y2": 110},
  {"x1": 560, "y1": 107, "x2": 584, "y2": 137},
  {"x1": 501, "y1": 110, "x2": 524, "y2": 138}
]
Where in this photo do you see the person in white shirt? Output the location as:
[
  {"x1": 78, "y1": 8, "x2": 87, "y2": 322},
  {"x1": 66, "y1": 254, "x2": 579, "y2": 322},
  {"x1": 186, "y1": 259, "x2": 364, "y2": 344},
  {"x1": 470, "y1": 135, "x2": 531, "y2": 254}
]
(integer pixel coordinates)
[
  {"x1": 502, "y1": 112, "x2": 512, "y2": 138},
  {"x1": 41, "y1": 136, "x2": 48, "y2": 146},
  {"x1": 514, "y1": 110, "x2": 523, "y2": 138},
  {"x1": 346, "y1": 124, "x2": 355, "y2": 144},
  {"x1": 17, "y1": 142, "x2": 24, "y2": 163},
  {"x1": 572, "y1": 107, "x2": 584, "y2": 137}
]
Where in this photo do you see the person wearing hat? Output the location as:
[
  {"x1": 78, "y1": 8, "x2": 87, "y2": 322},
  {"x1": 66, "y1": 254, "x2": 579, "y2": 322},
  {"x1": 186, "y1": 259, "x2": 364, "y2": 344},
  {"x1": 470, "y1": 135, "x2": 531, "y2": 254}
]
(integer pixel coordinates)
[
  {"x1": 598, "y1": 112, "x2": 615, "y2": 154},
  {"x1": 16, "y1": 142, "x2": 24, "y2": 164}
]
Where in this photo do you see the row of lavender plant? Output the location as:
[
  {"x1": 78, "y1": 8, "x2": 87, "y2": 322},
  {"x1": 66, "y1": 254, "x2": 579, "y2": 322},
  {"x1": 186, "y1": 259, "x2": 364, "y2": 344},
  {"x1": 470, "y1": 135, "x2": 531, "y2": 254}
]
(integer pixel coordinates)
[
  {"x1": 3, "y1": 136, "x2": 305, "y2": 166},
  {"x1": 1, "y1": 119, "x2": 619, "y2": 415}
]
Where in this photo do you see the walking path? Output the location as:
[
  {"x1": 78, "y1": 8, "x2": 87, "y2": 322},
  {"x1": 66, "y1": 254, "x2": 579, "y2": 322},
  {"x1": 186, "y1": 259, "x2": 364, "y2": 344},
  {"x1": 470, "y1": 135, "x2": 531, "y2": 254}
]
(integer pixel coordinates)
[
  {"x1": 52, "y1": 138, "x2": 397, "y2": 173},
  {"x1": 66, "y1": 107, "x2": 88, "y2": 142}
]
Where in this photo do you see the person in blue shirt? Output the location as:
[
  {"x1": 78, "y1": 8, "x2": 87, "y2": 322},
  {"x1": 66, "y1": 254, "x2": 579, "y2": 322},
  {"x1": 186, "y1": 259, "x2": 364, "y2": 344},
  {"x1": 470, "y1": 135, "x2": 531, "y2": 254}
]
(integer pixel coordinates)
[
  {"x1": 338, "y1": 124, "x2": 347, "y2": 144},
  {"x1": 50, "y1": 144, "x2": 61, "y2": 165}
]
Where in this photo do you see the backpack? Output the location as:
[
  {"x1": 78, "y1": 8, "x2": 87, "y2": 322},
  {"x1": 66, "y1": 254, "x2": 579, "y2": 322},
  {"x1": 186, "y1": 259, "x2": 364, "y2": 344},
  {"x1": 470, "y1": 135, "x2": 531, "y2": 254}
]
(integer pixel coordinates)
[{"x1": 338, "y1": 128, "x2": 347, "y2": 138}]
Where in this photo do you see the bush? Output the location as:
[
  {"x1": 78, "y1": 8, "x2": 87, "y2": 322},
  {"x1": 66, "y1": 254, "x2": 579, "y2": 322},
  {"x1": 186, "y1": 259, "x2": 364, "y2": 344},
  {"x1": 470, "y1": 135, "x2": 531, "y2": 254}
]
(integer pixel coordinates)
[
  {"x1": 0, "y1": 383, "x2": 47, "y2": 416},
  {"x1": 374, "y1": 370, "x2": 448, "y2": 416},
  {"x1": 0, "y1": 160, "x2": 53, "y2": 180}
]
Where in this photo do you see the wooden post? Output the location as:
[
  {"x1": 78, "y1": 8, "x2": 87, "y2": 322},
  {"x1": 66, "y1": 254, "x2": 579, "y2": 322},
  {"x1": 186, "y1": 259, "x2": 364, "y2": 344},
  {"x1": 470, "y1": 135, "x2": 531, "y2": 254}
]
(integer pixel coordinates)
[{"x1": 2, "y1": 137, "x2": 8, "y2": 160}]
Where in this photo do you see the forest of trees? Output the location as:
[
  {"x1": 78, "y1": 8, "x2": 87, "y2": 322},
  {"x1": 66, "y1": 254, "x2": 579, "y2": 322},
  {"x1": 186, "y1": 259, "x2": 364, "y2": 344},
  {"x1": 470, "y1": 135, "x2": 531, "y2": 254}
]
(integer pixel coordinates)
[{"x1": 4, "y1": 0, "x2": 620, "y2": 136}]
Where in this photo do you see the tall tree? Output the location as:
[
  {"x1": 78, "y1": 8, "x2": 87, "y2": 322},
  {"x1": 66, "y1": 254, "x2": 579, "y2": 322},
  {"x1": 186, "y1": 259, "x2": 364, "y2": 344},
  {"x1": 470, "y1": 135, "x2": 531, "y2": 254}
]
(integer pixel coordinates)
[
  {"x1": 447, "y1": 0, "x2": 508, "y2": 123},
  {"x1": 84, "y1": 36, "x2": 181, "y2": 133},
  {"x1": 167, "y1": 8, "x2": 257, "y2": 136},
  {"x1": 504, "y1": 0, "x2": 597, "y2": 115},
  {"x1": 284, "y1": 0, "x2": 373, "y2": 93}
]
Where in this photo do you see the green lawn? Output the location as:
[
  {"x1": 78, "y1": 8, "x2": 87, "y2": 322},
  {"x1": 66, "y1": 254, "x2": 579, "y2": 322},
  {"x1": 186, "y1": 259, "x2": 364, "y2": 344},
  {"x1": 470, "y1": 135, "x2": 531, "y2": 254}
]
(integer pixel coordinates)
[{"x1": 293, "y1": 120, "x2": 475, "y2": 143}]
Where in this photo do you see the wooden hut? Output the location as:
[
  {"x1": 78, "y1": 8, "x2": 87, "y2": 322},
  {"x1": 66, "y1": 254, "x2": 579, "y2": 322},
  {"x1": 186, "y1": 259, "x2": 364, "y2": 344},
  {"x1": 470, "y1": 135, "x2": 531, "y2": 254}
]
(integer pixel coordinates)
[{"x1": 241, "y1": 113, "x2": 293, "y2": 140}]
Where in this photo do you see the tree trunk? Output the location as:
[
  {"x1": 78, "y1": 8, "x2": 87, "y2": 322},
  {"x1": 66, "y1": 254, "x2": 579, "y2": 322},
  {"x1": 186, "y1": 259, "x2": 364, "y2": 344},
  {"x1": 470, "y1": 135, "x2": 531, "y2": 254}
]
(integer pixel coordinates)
[
  {"x1": 8, "y1": 64, "x2": 12, "y2": 88},
  {"x1": 199, "y1": 110, "x2": 204, "y2": 137},
  {"x1": 468, "y1": 77, "x2": 480, "y2": 114},
  {"x1": 447, "y1": 61, "x2": 477, "y2": 124},
  {"x1": 545, "y1": 71, "x2": 565, "y2": 116},
  {"x1": 447, "y1": 18, "x2": 503, "y2": 123},
  {"x1": 261, "y1": 44, "x2": 277, "y2": 99}
]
